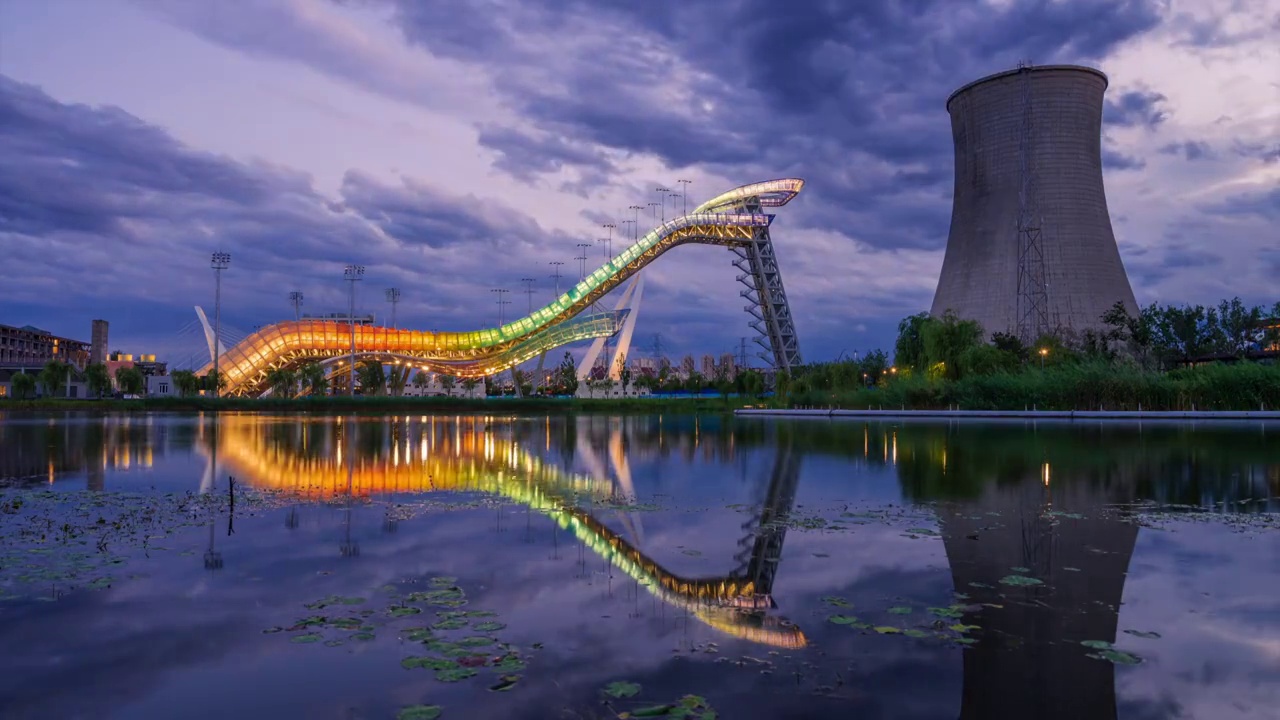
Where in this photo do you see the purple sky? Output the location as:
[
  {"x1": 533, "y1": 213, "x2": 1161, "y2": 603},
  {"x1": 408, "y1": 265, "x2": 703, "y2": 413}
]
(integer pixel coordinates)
[{"x1": 1, "y1": 0, "x2": 1277, "y2": 366}]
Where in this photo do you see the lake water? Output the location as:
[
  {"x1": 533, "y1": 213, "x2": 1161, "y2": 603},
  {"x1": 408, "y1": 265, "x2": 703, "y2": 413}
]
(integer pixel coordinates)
[{"x1": 0, "y1": 412, "x2": 1277, "y2": 720}]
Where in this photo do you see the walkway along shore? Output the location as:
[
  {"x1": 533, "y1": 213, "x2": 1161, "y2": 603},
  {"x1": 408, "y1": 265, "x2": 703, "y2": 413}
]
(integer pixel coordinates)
[{"x1": 735, "y1": 408, "x2": 1280, "y2": 421}]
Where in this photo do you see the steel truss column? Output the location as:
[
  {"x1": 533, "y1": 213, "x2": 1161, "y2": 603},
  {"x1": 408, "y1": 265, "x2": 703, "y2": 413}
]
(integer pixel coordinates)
[{"x1": 731, "y1": 201, "x2": 801, "y2": 373}]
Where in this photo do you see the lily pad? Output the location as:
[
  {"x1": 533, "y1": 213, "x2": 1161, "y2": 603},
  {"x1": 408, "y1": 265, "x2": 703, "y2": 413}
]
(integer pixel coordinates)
[
  {"x1": 1081, "y1": 640, "x2": 1113, "y2": 650},
  {"x1": 435, "y1": 665, "x2": 478, "y2": 682},
  {"x1": 472, "y1": 621, "x2": 506, "y2": 632},
  {"x1": 430, "y1": 576, "x2": 458, "y2": 587},
  {"x1": 323, "y1": 639, "x2": 344, "y2": 647},
  {"x1": 1087, "y1": 649, "x2": 1142, "y2": 665},
  {"x1": 431, "y1": 618, "x2": 468, "y2": 631},
  {"x1": 457, "y1": 636, "x2": 494, "y2": 647},
  {"x1": 1123, "y1": 629, "x2": 1162, "y2": 639},
  {"x1": 929, "y1": 607, "x2": 964, "y2": 619},
  {"x1": 873, "y1": 626, "x2": 902, "y2": 634},
  {"x1": 352, "y1": 632, "x2": 376, "y2": 641},
  {"x1": 821, "y1": 595, "x2": 853, "y2": 608},
  {"x1": 1010, "y1": 566, "x2": 1031, "y2": 573},
  {"x1": 406, "y1": 627, "x2": 435, "y2": 642},
  {"x1": 492, "y1": 655, "x2": 526, "y2": 672},
  {"x1": 490, "y1": 675, "x2": 520, "y2": 692},
  {"x1": 903, "y1": 629, "x2": 929, "y2": 638},
  {"x1": 827, "y1": 615, "x2": 860, "y2": 625},
  {"x1": 402, "y1": 656, "x2": 457, "y2": 671},
  {"x1": 999, "y1": 575, "x2": 1043, "y2": 587},
  {"x1": 396, "y1": 705, "x2": 442, "y2": 720},
  {"x1": 291, "y1": 633, "x2": 323, "y2": 644},
  {"x1": 390, "y1": 606, "x2": 422, "y2": 617},
  {"x1": 603, "y1": 681, "x2": 642, "y2": 699},
  {"x1": 888, "y1": 606, "x2": 913, "y2": 615},
  {"x1": 949, "y1": 624, "x2": 981, "y2": 633}
]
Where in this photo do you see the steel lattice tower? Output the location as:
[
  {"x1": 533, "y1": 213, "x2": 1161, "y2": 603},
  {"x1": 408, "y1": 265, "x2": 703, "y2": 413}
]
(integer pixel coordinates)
[{"x1": 732, "y1": 196, "x2": 802, "y2": 373}]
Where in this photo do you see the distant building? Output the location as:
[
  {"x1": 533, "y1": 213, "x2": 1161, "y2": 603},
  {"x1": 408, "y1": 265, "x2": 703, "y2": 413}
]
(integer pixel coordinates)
[
  {"x1": 679, "y1": 355, "x2": 695, "y2": 379},
  {"x1": 90, "y1": 320, "x2": 109, "y2": 365},
  {"x1": 701, "y1": 354, "x2": 716, "y2": 378},
  {"x1": 0, "y1": 323, "x2": 91, "y2": 370},
  {"x1": 146, "y1": 375, "x2": 176, "y2": 397},
  {"x1": 719, "y1": 352, "x2": 737, "y2": 379}
]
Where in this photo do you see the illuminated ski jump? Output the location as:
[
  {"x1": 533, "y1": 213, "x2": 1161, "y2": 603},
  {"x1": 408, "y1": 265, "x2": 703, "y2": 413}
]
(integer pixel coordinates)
[{"x1": 199, "y1": 179, "x2": 804, "y2": 397}]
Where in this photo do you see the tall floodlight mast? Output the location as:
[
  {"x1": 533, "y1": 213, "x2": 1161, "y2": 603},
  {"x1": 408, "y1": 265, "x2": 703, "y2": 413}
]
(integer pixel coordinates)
[
  {"x1": 520, "y1": 277, "x2": 536, "y2": 313},
  {"x1": 385, "y1": 288, "x2": 401, "y2": 329},
  {"x1": 629, "y1": 206, "x2": 644, "y2": 240},
  {"x1": 344, "y1": 265, "x2": 364, "y2": 397},
  {"x1": 655, "y1": 187, "x2": 671, "y2": 223},
  {"x1": 289, "y1": 290, "x2": 304, "y2": 322},
  {"x1": 677, "y1": 179, "x2": 691, "y2": 216},
  {"x1": 602, "y1": 223, "x2": 615, "y2": 259},
  {"x1": 491, "y1": 288, "x2": 510, "y2": 326},
  {"x1": 210, "y1": 252, "x2": 231, "y2": 397},
  {"x1": 549, "y1": 261, "x2": 564, "y2": 297},
  {"x1": 576, "y1": 243, "x2": 592, "y2": 281}
]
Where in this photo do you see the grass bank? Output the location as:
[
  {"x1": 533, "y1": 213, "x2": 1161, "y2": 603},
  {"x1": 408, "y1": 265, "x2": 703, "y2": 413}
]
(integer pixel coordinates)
[
  {"x1": 782, "y1": 361, "x2": 1280, "y2": 411},
  {"x1": 1, "y1": 394, "x2": 753, "y2": 415}
]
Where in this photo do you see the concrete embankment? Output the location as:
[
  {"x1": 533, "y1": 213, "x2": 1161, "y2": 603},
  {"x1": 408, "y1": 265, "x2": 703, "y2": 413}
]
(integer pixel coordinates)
[{"x1": 735, "y1": 408, "x2": 1280, "y2": 422}]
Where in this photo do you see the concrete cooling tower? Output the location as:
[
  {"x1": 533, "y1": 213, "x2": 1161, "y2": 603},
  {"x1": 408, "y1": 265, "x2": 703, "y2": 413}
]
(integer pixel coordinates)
[{"x1": 930, "y1": 65, "x2": 1139, "y2": 341}]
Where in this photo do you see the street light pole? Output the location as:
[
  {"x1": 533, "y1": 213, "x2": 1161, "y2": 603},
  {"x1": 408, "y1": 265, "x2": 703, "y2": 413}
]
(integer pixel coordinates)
[
  {"x1": 344, "y1": 265, "x2": 364, "y2": 397},
  {"x1": 655, "y1": 186, "x2": 671, "y2": 223},
  {"x1": 385, "y1": 288, "x2": 401, "y2": 329},
  {"x1": 575, "y1": 243, "x2": 592, "y2": 281},
  {"x1": 549, "y1": 261, "x2": 564, "y2": 298},
  {"x1": 210, "y1": 252, "x2": 231, "y2": 398},
  {"x1": 629, "y1": 205, "x2": 644, "y2": 241},
  {"x1": 520, "y1": 277, "x2": 536, "y2": 314},
  {"x1": 677, "y1": 179, "x2": 691, "y2": 216},
  {"x1": 602, "y1": 223, "x2": 615, "y2": 259},
  {"x1": 289, "y1": 290, "x2": 303, "y2": 322},
  {"x1": 491, "y1": 288, "x2": 510, "y2": 326}
]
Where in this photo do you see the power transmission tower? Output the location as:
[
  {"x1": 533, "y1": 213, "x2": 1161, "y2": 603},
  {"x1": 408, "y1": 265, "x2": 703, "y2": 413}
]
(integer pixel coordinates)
[
  {"x1": 384, "y1": 288, "x2": 401, "y2": 328},
  {"x1": 289, "y1": 291, "x2": 303, "y2": 322},
  {"x1": 738, "y1": 337, "x2": 748, "y2": 370},
  {"x1": 1015, "y1": 61, "x2": 1050, "y2": 344},
  {"x1": 520, "y1": 277, "x2": 536, "y2": 313},
  {"x1": 549, "y1": 261, "x2": 564, "y2": 297}
]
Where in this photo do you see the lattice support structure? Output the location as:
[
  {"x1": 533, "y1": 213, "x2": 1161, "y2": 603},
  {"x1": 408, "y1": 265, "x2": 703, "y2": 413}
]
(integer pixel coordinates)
[
  {"x1": 1015, "y1": 62, "x2": 1051, "y2": 343},
  {"x1": 731, "y1": 201, "x2": 802, "y2": 373}
]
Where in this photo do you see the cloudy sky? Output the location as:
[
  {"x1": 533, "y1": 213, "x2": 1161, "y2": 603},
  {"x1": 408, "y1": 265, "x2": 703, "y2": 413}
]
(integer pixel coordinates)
[{"x1": 1, "y1": 0, "x2": 1276, "y2": 367}]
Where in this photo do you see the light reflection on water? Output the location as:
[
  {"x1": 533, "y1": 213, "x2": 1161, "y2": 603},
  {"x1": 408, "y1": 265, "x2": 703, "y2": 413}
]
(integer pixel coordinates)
[{"x1": 0, "y1": 412, "x2": 1277, "y2": 720}]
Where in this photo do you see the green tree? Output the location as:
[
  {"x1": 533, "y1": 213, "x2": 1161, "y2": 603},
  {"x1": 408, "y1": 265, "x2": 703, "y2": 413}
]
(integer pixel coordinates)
[
  {"x1": 387, "y1": 364, "x2": 410, "y2": 397},
  {"x1": 740, "y1": 369, "x2": 764, "y2": 398},
  {"x1": 266, "y1": 367, "x2": 297, "y2": 397},
  {"x1": 1264, "y1": 302, "x2": 1280, "y2": 351},
  {"x1": 171, "y1": 369, "x2": 201, "y2": 397},
  {"x1": 115, "y1": 366, "x2": 145, "y2": 395},
  {"x1": 298, "y1": 363, "x2": 329, "y2": 396},
  {"x1": 39, "y1": 360, "x2": 69, "y2": 398},
  {"x1": 990, "y1": 332, "x2": 1029, "y2": 363},
  {"x1": 1216, "y1": 297, "x2": 1263, "y2": 357},
  {"x1": 859, "y1": 349, "x2": 890, "y2": 384},
  {"x1": 1153, "y1": 304, "x2": 1214, "y2": 367},
  {"x1": 411, "y1": 371, "x2": 431, "y2": 393},
  {"x1": 10, "y1": 371, "x2": 36, "y2": 399},
  {"x1": 84, "y1": 363, "x2": 113, "y2": 398},
  {"x1": 684, "y1": 371, "x2": 706, "y2": 394},
  {"x1": 441, "y1": 375, "x2": 456, "y2": 397},
  {"x1": 959, "y1": 344, "x2": 1018, "y2": 377},
  {"x1": 616, "y1": 353, "x2": 632, "y2": 389},
  {"x1": 555, "y1": 352, "x2": 578, "y2": 395},
  {"x1": 894, "y1": 312, "x2": 933, "y2": 372},
  {"x1": 356, "y1": 360, "x2": 385, "y2": 396},
  {"x1": 921, "y1": 310, "x2": 983, "y2": 380},
  {"x1": 203, "y1": 369, "x2": 226, "y2": 393},
  {"x1": 460, "y1": 377, "x2": 480, "y2": 396}
]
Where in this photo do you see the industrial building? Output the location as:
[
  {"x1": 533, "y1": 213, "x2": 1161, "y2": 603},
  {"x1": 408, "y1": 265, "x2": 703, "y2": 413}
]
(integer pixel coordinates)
[{"x1": 931, "y1": 65, "x2": 1139, "y2": 341}]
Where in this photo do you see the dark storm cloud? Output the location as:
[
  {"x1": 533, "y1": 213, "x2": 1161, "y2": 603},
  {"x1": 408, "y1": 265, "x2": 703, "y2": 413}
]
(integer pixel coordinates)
[
  {"x1": 1102, "y1": 146, "x2": 1147, "y2": 171},
  {"x1": 1158, "y1": 140, "x2": 1215, "y2": 161},
  {"x1": 1202, "y1": 186, "x2": 1280, "y2": 222},
  {"x1": 0, "y1": 74, "x2": 575, "y2": 354},
  {"x1": 385, "y1": 0, "x2": 1166, "y2": 251},
  {"x1": 1232, "y1": 140, "x2": 1280, "y2": 163},
  {"x1": 475, "y1": 124, "x2": 617, "y2": 182},
  {"x1": 1103, "y1": 89, "x2": 1170, "y2": 128}
]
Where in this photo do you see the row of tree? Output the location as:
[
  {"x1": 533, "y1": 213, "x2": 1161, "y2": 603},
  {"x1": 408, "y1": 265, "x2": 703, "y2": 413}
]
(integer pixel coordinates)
[
  {"x1": 889, "y1": 298, "x2": 1279, "y2": 383},
  {"x1": 6, "y1": 360, "x2": 151, "y2": 399},
  {"x1": 775, "y1": 297, "x2": 1278, "y2": 402}
]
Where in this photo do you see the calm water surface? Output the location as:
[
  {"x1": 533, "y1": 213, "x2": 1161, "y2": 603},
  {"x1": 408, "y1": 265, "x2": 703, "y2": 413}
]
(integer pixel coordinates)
[{"x1": 0, "y1": 412, "x2": 1277, "y2": 720}]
